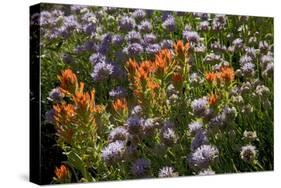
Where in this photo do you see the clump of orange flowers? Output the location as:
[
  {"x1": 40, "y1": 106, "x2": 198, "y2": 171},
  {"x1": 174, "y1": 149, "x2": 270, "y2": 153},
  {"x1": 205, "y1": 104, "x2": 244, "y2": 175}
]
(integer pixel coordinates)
[
  {"x1": 205, "y1": 66, "x2": 235, "y2": 85},
  {"x1": 58, "y1": 69, "x2": 78, "y2": 95},
  {"x1": 54, "y1": 164, "x2": 70, "y2": 182},
  {"x1": 174, "y1": 40, "x2": 190, "y2": 58},
  {"x1": 52, "y1": 69, "x2": 105, "y2": 144},
  {"x1": 208, "y1": 93, "x2": 218, "y2": 105},
  {"x1": 112, "y1": 98, "x2": 128, "y2": 112}
]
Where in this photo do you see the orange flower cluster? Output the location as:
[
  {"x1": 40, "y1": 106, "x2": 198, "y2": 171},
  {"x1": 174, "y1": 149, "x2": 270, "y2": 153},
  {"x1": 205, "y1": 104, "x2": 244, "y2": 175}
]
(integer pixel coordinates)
[
  {"x1": 205, "y1": 66, "x2": 235, "y2": 84},
  {"x1": 53, "y1": 69, "x2": 104, "y2": 144},
  {"x1": 174, "y1": 40, "x2": 190, "y2": 58},
  {"x1": 54, "y1": 164, "x2": 69, "y2": 182},
  {"x1": 112, "y1": 98, "x2": 128, "y2": 112},
  {"x1": 53, "y1": 103, "x2": 76, "y2": 144},
  {"x1": 58, "y1": 69, "x2": 78, "y2": 95},
  {"x1": 208, "y1": 93, "x2": 218, "y2": 105},
  {"x1": 72, "y1": 82, "x2": 97, "y2": 114},
  {"x1": 127, "y1": 50, "x2": 173, "y2": 102}
]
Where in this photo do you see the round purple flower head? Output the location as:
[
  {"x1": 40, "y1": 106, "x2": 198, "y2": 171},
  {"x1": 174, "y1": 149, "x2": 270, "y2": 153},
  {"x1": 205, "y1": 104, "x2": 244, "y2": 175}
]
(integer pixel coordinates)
[
  {"x1": 161, "y1": 121, "x2": 177, "y2": 146},
  {"x1": 125, "y1": 43, "x2": 144, "y2": 56},
  {"x1": 143, "y1": 33, "x2": 157, "y2": 46},
  {"x1": 188, "y1": 121, "x2": 203, "y2": 136},
  {"x1": 138, "y1": 20, "x2": 152, "y2": 33},
  {"x1": 239, "y1": 55, "x2": 253, "y2": 66},
  {"x1": 125, "y1": 30, "x2": 142, "y2": 43},
  {"x1": 102, "y1": 140, "x2": 126, "y2": 164},
  {"x1": 131, "y1": 158, "x2": 151, "y2": 177},
  {"x1": 112, "y1": 34, "x2": 124, "y2": 46},
  {"x1": 119, "y1": 16, "x2": 136, "y2": 32},
  {"x1": 48, "y1": 87, "x2": 64, "y2": 102},
  {"x1": 142, "y1": 118, "x2": 159, "y2": 136},
  {"x1": 241, "y1": 62, "x2": 255, "y2": 77},
  {"x1": 198, "y1": 21, "x2": 209, "y2": 31},
  {"x1": 188, "y1": 144, "x2": 219, "y2": 170},
  {"x1": 91, "y1": 62, "x2": 114, "y2": 81},
  {"x1": 108, "y1": 127, "x2": 128, "y2": 143},
  {"x1": 89, "y1": 53, "x2": 106, "y2": 65},
  {"x1": 232, "y1": 38, "x2": 243, "y2": 50},
  {"x1": 191, "y1": 97, "x2": 209, "y2": 116},
  {"x1": 183, "y1": 31, "x2": 200, "y2": 44},
  {"x1": 126, "y1": 116, "x2": 144, "y2": 134},
  {"x1": 146, "y1": 44, "x2": 161, "y2": 55},
  {"x1": 132, "y1": 9, "x2": 146, "y2": 21},
  {"x1": 162, "y1": 15, "x2": 176, "y2": 32},
  {"x1": 109, "y1": 86, "x2": 128, "y2": 99},
  {"x1": 161, "y1": 39, "x2": 174, "y2": 49},
  {"x1": 158, "y1": 166, "x2": 179, "y2": 178}
]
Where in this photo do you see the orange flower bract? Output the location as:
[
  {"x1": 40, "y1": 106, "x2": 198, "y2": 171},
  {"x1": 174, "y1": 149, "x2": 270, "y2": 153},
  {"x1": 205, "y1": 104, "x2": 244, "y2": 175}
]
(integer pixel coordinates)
[
  {"x1": 55, "y1": 164, "x2": 69, "y2": 181},
  {"x1": 58, "y1": 69, "x2": 78, "y2": 94},
  {"x1": 112, "y1": 98, "x2": 128, "y2": 111},
  {"x1": 208, "y1": 94, "x2": 218, "y2": 105}
]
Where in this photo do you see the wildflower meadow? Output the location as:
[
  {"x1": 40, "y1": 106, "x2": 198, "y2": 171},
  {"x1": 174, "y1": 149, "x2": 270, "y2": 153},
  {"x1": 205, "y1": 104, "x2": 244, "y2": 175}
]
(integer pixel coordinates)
[{"x1": 31, "y1": 3, "x2": 273, "y2": 184}]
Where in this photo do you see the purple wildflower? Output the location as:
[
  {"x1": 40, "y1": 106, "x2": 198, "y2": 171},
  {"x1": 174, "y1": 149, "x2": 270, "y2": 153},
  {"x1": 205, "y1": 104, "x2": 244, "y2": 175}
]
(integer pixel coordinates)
[
  {"x1": 109, "y1": 86, "x2": 128, "y2": 99},
  {"x1": 162, "y1": 15, "x2": 176, "y2": 32},
  {"x1": 191, "y1": 130, "x2": 209, "y2": 151},
  {"x1": 125, "y1": 116, "x2": 144, "y2": 134},
  {"x1": 183, "y1": 31, "x2": 200, "y2": 44},
  {"x1": 138, "y1": 20, "x2": 152, "y2": 33},
  {"x1": 241, "y1": 62, "x2": 255, "y2": 77},
  {"x1": 198, "y1": 21, "x2": 209, "y2": 31},
  {"x1": 158, "y1": 166, "x2": 178, "y2": 178},
  {"x1": 89, "y1": 53, "x2": 106, "y2": 65},
  {"x1": 112, "y1": 34, "x2": 124, "y2": 46},
  {"x1": 132, "y1": 9, "x2": 146, "y2": 21},
  {"x1": 125, "y1": 43, "x2": 144, "y2": 56},
  {"x1": 119, "y1": 16, "x2": 136, "y2": 32},
  {"x1": 102, "y1": 140, "x2": 126, "y2": 164},
  {"x1": 108, "y1": 127, "x2": 128, "y2": 143},
  {"x1": 48, "y1": 87, "x2": 64, "y2": 102},
  {"x1": 131, "y1": 158, "x2": 151, "y2": 177},
  {"x1": 125, "y1": 30, "x2": 142, "y2": 43},
  {"x1": 188, "y1": 145, "x2": 219, "y2": 170},
  {"x1": 188, "y1": 121, "x2": 203, "y2": 135},
  {"x1": 191, "y1": 97, "x2": 209, "y2": 116},
  {"x1": 131, "y1": 105, "x2": 143, "y2": 116},
  {"x1": 145, "y1": 44, "x2": 161, "y2": 55},
  {"x1": 142, "y1": 33, "x2": 157, "y2": 46},
  {"x1": 91, "y1": 62, "x2": 114, "y2": 81},
  {"x1": 161, "y1": 39, "x2": 174, "y2": 49}
]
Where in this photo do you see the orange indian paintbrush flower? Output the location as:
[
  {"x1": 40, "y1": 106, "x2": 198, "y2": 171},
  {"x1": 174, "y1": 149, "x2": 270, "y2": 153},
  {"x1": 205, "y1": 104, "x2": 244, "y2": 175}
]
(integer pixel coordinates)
[
  {"x1": 220, "y1": 66, "x2": 235, "y2": 82},
  {"x1": 208, "y1": 93, "x2": 218, "y2": 105},
  {"x1": 112, "y1": 98, "x2": 128, "y2": 111},
  {"x1": 55, "y1": 164, "x2": 69, "y2": 181},
  {"x1": 58, "y1": 69, "x2": 78, "y2": 95},
  {"x1": 73, "y1": 83, "x2": 96, "y2": 113},
  {"x1": 174, "y1": 40, "x2": 190, "y2": 57}
]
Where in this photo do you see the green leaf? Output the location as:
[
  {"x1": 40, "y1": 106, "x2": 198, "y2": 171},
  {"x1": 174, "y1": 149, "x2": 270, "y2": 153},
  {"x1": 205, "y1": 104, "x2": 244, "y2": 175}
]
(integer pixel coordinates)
[{"x1": 67, "y1": 151, "x2": 93, "y2": 182}]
